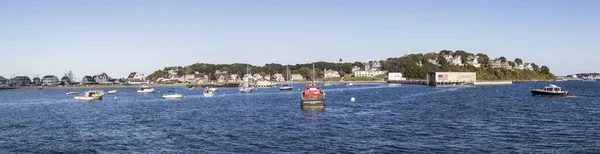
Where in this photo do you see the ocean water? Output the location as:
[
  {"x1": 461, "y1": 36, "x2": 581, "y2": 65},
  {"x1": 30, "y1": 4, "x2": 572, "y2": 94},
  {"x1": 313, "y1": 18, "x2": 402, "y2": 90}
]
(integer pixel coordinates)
[{"x1": 0, "y1": 82, "x2": 599, "y2": 153}]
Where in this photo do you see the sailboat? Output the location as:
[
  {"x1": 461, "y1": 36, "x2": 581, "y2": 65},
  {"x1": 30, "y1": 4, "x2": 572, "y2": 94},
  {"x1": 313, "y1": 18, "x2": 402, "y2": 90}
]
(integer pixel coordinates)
[
  {"x1": 279, "y1": 66, "x2": 293, "y2": 91},
  {"x1": 239, "y1": 65, "x2": 254, "y2": 93},
  {"x1": 300, "y1": 63, "x2": 326, "y2": 109},
  {"x1": 162, "y1": 88, "x2": 183, "y2": 99}
]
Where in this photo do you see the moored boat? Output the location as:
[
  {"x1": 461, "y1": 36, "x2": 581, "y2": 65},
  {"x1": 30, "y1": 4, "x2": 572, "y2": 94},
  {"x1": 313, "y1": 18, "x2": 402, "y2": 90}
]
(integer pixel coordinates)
[
  {"x1": 74, "y1": 90, "x2": 103, "y2": 101},
  {"x1": 301, "y1": 63, "x2": 325, "y2": 109},
  {"x1": 66, "y1": 91, "x2": 79, "y2": 96},
  {"x1": 530, "y1": 84, "x2": 568, "y2": 96},
  {"x1": 107, "y1": 90, "x2": 118, "y2": 94},
  {"x1": 203, "y1": 88, "x2": 214, "y2": 98},
  {"x1": 301, "y1": 83, "x2": 326, "y2": 109},
  {"x1": 280, "y1": 66, "x2": 294, "y2": 91},
  {"x1": 137, "y1": 85, "x2": 155, "y2": 93},
  {"x1": 162, "y1": 88, "x2": 183, "y2": 99}
]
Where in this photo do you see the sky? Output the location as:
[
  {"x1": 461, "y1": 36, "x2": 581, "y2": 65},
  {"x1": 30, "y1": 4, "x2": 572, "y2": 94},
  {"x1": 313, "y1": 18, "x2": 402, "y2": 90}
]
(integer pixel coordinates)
[{"x1": 1, "y1": 0, "x2": 599, "y2": 79}]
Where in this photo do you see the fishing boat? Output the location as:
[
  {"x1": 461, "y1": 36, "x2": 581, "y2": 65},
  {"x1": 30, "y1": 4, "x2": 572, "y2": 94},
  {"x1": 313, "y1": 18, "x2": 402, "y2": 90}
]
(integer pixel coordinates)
[
  {"x1": 137, "y1": 85, "x2": 155, "y2": 93},
  {"x1": 301, "y1": 63, "x2": 326, "y2": 109},
  {"x1": 239, "y1": 65, "x2": 254, "y2": 93},
  {"x1": 203, "y1": 88, "x2": 214, "y2": 98},
  {"x1": 74, "y1": 90, "x2": 103, "y2": 101},
  {"x1": 279, "y1": 66, "x2": 293, "y2": 91},
  {"x1": 107, "y1": 90, "x2": 118, "y2": 94},
  {"x1": 162, "y1": 88, "x2": 183, "y2": 99},
  {"x1": 530, "y1": 84, "x2": 568, "y2": 96}
]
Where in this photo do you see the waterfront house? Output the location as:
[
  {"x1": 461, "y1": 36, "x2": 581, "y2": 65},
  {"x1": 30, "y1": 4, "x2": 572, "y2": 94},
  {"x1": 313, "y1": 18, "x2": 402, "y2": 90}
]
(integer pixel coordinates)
[
  {"x1": 42, "y1": 75, "x2": 60, "y2": 86},
  {"x1": 351, "y1": 66, "x2": 361, "y2": 73},
  {"x1": 228, "y1": 74, "x2": 240, "y2": 82},
  {"x1": 253, "y1": 74, "x2": 263, "y2": 80},
  {"x1": 291, "y1": 74, "x2": 304, "y2": 81},
  {"x1": 32, "y1": 77, "x2": 41, "y2": 86},
  {"x1": 324, "y1": 69, "x2": 341, "y2": 78},
  {"x1": 93, "y1": 73, "x2": 111, "y2": 84},
  {"x1": 0, "y1": 76, "x2": 8, "y2": 87},
  {"x1": 523, "y1": 63, "x2": 534, "y2": 71},
  {"x1": 426, "y1": 72, "x2": 476, "y2": 86},
  {"x1": 388, "y1": 72, "x2": 406, "y2": 81},
  {"x1": 184, "y1": 75, "x2": 196, "y2": 82},
  {"x1": 81, "y1": 76, "x2": 97, "y2": 84},
  {"x1": 427, "y1": 58, "x2": 441, "y2": 66},
  {"x1": 217, "y1": 75, "x2": 226, "y2": 83},
  {"x1": 273, "y1": 73, "x2": 285, "y2": 81},
  {"x1": 354, "y1": 70, "x2": 388, "y2": 77},
  {"x1": 60, "y1": 75, "x2": 71, "y2": 85},
  {"x1": 11, "y1": 76, "x2": 32, "y2": 86}
]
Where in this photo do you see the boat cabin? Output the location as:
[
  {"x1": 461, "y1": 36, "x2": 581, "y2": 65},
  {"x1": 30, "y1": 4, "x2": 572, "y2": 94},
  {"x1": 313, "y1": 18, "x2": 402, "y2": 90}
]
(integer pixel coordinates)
[
  {"x1": 140, "y1": 86, "x2": 152, "y2": 90},
  {"x1": 543, "y1": 85, "x2": 561, "y2": 92}
]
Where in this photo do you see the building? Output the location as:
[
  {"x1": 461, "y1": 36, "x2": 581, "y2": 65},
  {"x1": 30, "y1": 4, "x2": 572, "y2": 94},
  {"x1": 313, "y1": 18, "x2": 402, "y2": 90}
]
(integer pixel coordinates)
[
  {"x1": 11, "y1": 76, "x2": 32, "y2": 86},
  {"x1": 32, "y1": 77, "x2": 41, "y2": 86},
  {"x1": 81, "y1": 76, "x2": 96, "y2": 84},
  {"x1": 60, "y1": 75, "x2": 71, "y2": 85},
  {"x1": 41, "y1": 75, "x2": 60, "y2": 86},
  {"x1": 0, "y1": 76, "x2": 8, "y2": 87},
  {"x1": 324, "y1": 69, "x2": 341, "y2": 78},
  {"x1": 354, "y1": 70, "x2": 388, "y2": 77},
  {"x1": 253, "y1": 74, "x2": 263, "y2": 80},
  {"x1": 387, "y1": 72, "x2": 405, "y2": 81},
  {"x1": 273, "y1": 73, "x2": 285, "y2": 81},
  {"x1": 291, "y1": 74, "x2": 304, "y2": 81},
  {"x1": 93, "y1": 73, "x2": 111, "y2": 84},
  {"x1": 351, "y1": 66, "x2": 361, "y2": 73},
  {"x1": 228, "y1": 74, "x2": 240, "y2": 83},
  {"x1": 426, "y1": 72, "x2": 476, "y2": 86}
]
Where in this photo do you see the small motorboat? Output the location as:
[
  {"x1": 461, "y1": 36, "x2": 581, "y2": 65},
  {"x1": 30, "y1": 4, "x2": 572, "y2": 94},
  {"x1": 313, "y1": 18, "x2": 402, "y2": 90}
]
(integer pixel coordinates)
[
  {"x1": 347, "y1": 83, "x2": 353, "y2": 86},
  {"x1": 530, "y1": 84, "x2": 568, "y2": 96},
  {"x1": 74, "y1": 91, "x2": 103, "y2": 101},
  {"x1": 137, "y1": 85, "x2": 155, "y2": 93},
  {"x1": 203, "y1": 88, "x2": 214, "y2": 98},
  {"x1": 162, "y1": 88, "x2": 182, "y2": 99},
  {"x1": 107, "y1": 90, "x2": 118, "y2": 94},
  {"x1": 208, "y1": 87, "x2": 217, "y2": 92},
  {"x1": 279, "y1": 84, "x2": 293, "y2": 91}
]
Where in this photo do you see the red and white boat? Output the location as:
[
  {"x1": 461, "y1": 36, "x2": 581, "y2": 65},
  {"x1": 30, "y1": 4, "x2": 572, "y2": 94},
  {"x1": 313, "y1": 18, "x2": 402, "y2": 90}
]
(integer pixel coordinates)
[{"x1": 301, "y1": 63, "x2": 326, "y2": 109}]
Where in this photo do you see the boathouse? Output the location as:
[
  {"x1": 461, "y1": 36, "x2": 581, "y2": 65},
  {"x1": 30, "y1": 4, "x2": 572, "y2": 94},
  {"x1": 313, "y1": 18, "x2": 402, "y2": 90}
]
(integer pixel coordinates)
[{"x1": 426, "y1": 72, "x2": 476, "y2": 86}]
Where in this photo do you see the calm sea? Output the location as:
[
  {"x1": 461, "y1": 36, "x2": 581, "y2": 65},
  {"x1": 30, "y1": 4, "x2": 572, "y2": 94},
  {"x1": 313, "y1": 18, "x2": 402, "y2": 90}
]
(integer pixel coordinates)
[{"x1": 0, "y1": 81, "x2": 599, "y2": 153}]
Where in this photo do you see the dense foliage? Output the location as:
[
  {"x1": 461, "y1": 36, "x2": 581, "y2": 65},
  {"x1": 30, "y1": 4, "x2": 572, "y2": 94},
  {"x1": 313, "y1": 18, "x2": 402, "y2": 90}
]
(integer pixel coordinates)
[{"x1": 147, "y1": 50, "x2": 556, "y2": 81}]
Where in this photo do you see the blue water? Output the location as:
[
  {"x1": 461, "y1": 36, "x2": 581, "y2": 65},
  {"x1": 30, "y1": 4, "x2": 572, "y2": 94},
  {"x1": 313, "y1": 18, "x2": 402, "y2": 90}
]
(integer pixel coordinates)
[{"x1": 0, "y1": 81, "x2": 599, "y2": 153}]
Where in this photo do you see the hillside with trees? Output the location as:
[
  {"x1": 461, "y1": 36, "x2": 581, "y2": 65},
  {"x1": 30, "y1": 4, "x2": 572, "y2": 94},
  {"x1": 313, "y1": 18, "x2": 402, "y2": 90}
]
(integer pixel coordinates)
[{"x1": 146, "y1": 50, "x2": 555, "y2": 81}]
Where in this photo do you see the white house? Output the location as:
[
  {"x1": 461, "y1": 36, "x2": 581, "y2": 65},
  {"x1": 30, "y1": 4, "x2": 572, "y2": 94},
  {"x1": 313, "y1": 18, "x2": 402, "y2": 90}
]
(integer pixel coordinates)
[
  {"x1": 324, "y1": 69, "x2": 340, "y2": 78},
  {"x1": 291, "y1": 74, "x2": 304, "y2": 81},
  {"x1": 41, "y1": 75, "x2": 60, "y2": 86},
  {"x1": 388, "y1": 72, "x2": 406, "y2": 81},
  {"x1": 273, "y1": 73, "x2": 285, "y2": 81},
  {"x1": 351, "y1": 66, "x2": 361, "y2": 73},
  {"x1": 354, "y1": 70, "x2": 388, "y2": 77},
  {"x1": 228, "y1": 74, "x2": 240, "y2": 82}
]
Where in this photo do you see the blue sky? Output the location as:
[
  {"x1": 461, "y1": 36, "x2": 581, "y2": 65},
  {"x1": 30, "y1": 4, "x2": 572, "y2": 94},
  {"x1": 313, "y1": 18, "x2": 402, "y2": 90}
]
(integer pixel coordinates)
[{"x1": 1, "y1": 0, "x2": 598, "y2": 79}]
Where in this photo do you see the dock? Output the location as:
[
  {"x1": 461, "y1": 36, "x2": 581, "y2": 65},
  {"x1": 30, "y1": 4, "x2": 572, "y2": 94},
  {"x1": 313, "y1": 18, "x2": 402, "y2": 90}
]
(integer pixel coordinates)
[
  {"x1": 0, "y1": 87, "x2": 17, "y2": 90},
  {"x1": 188, "y1": 82, "x2": 240, "y2": 88},
  {"x1": 387, "y1": 80, "x2": 426, "y2": 85},
  {"x1": 474, "y1": 81, "x2": 513, "y2": 86}
]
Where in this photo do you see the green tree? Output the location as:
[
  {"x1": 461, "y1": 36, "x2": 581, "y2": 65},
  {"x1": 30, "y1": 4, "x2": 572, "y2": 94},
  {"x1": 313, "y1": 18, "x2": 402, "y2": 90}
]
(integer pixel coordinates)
[
  {"x1": 541, "y1": 66, "x2": 551, "y2": 75},
  {"x1": 514, "y1": 58, "x2": 523, "y2": 66},
  {"x1": 499, "y1": 57, "x2": 507, "y2": 63},
  {"x1": 297, "y1": 67, "x2": 311, "y2": 79}
]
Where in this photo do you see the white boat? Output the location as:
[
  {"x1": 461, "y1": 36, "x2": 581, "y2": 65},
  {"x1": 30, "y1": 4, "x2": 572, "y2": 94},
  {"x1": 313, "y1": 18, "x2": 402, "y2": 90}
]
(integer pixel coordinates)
[
  {"x1": 347, "y1": 83, "x2": 353, "y2": 86},
  {"x1": 74, "y1": 91, "x2": 103, "y2": 101},
  {"x1": 279, "y1": 66, "x2": 294, "y2": 91},
  {"x1": 203, "y1": 89, "x2": 214, "y2": 98},
  {"x1": 324, "y1": 83, "x2": 333, "y2": 86},
  {"x1": 162, "y1": 94, "x2": 183, "y2": 99},
  {"x1": 137, "y1": 85, "x2": 155, "y2": 93},
  {"x1": 208, "y1": 87, "x2": 217, "y2": 92},
  {"x1": 107, "y1": 90, "x2": 118, "y2": 94},
  {"x1": 239, "y1": 65, "x2": 254, "y2": 93},
  {"x1": 162, "y1": 88, "x2": 183, "y2": 99}
]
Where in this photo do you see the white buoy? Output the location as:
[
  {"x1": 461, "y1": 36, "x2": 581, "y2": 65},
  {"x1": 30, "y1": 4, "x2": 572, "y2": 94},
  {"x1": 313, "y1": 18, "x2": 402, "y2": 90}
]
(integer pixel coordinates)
[{"x1": 351, "y1": 97, "x2": 356, "y2": 102}]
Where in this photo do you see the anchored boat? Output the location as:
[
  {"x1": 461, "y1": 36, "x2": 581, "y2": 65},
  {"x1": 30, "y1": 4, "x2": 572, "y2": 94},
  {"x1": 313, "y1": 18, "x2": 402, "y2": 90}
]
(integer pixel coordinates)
[
  {"x1": 137, "y1": 85, "x2": 155, "y2": 93},
  {"x1": 301, "y1": 63, "x2": 325, "y2": 109},
  {"x1": 107, "y1": 90, "x2": 118, "y2": 94},
  {"x1": 530, "y1": 84, "x2": 568, "y2": 96},
  {"x1": 74, "y1": 90, "x2": 103, "y2": 101}
]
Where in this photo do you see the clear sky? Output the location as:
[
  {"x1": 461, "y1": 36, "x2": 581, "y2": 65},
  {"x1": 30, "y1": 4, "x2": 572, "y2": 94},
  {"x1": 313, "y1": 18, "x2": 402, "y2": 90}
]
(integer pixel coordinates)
[{"x1": 1, "y1": 0, "x2": 598, "y2": 79}]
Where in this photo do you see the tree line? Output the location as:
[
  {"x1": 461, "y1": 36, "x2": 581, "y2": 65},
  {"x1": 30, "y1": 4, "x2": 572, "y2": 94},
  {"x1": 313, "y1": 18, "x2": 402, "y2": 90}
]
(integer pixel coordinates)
[{"x1": 147, "y1": 50, "x2": 556, "y2": 81}]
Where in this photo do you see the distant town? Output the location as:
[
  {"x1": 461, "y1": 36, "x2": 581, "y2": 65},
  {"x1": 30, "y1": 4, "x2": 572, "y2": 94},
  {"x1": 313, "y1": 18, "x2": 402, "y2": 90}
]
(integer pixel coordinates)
[{"x1": 0, "y1": 50, "x2": 561, "y2": 88}]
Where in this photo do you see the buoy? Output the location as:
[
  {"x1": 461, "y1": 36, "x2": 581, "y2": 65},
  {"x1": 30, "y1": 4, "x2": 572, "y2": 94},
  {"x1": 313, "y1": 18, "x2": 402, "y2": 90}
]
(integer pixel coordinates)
[
  {"x1": 351, "y1": 97, "x2": 356, "y2": 102},
  {"x1": 114, "y1": 97, "x2": 117, "y2": 99}
]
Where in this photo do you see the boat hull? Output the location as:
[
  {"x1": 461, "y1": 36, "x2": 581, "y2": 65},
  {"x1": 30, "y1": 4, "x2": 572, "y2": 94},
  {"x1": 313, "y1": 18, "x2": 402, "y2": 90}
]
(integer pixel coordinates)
[
  {"x1": 301, "y1": 97, "x2": 325, "y2": 109},
  {"x1": 107, "y1": 90, "x2": 117, "y2": 94},
  {"x1": 530, "y1": 89, "x2": 568, "y2": 96},
  {"x1": 162, "y1": 94, "x2": 183, "y2": 99},
  {"x1": 240, "y1": 88, "x2": 253, "y2": 93},
  {"x1": 203, "y1": 92, "x2": 214, "y2": 98},
  {"x1": 74, "y1": 96, "x2": 102, "y2": 101},
  {"x1": 138, "y1": 89, "x2": 155, "y2": 93},
  {"x1": 279, "y1": 87, "x2": 293, "y2": 91}
]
